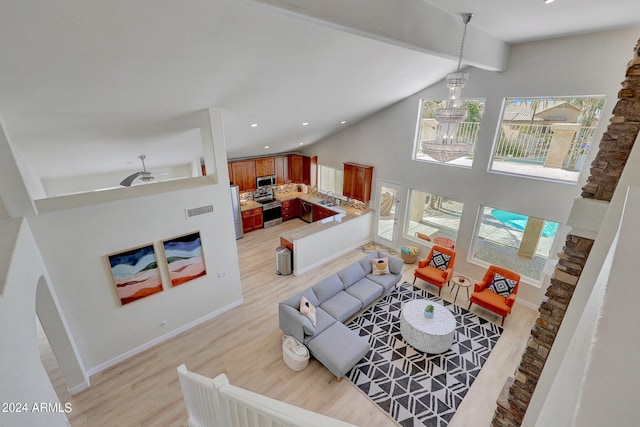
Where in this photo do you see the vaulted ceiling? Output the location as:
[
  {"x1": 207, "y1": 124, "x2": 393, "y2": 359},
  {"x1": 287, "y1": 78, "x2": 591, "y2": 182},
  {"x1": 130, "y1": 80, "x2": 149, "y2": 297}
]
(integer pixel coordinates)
[{"x1": 1, "y1": 0, "x2": 638, "y2": 188}]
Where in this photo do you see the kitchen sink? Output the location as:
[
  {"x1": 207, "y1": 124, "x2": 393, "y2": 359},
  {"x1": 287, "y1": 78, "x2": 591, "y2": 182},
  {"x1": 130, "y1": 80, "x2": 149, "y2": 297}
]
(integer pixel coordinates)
[{"x1": 316, "y1": 200, "x2": 335, "y2": 207}]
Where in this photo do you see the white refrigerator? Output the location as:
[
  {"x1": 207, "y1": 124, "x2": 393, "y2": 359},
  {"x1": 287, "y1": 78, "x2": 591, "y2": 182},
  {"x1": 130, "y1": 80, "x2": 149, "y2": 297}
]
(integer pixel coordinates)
[{"x1": 230, "y1": 184, "x2": 243, "y2": 239}]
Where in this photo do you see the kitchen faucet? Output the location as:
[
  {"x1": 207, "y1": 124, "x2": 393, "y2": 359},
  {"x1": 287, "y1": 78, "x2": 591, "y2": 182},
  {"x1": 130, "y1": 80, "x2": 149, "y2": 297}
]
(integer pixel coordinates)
[{"x1": 327, "y1": 191, "x2": 337, "y2": 205}]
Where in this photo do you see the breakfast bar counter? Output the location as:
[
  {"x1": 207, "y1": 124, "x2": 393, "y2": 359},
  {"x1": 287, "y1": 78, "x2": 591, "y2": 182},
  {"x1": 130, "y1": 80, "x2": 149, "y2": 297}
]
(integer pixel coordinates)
[{"x1": 278, "y1": 195, "x2": 373, "y2": 275}]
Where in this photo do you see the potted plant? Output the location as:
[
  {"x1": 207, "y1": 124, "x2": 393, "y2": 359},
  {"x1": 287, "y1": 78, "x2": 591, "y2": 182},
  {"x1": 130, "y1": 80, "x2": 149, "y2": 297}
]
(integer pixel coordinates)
[{"x1": 424, "y1": 304, "x2": 435, "y2": 319}]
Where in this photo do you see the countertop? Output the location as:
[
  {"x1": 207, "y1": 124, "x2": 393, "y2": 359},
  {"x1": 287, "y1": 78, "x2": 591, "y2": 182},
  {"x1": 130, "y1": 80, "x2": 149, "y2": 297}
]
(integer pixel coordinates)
[
  {"x1": 277, "y1": 192, "x2": 372, "y2": 241},
  {"x1": 240, "y1": 200, "x2": 262, "y2": 211},
  {"x1": 240, "y1": 191, "x2": 372, "y2": 239},
  {"x1": 240, "y1": 191, "x2": 367, "y2": 212}
]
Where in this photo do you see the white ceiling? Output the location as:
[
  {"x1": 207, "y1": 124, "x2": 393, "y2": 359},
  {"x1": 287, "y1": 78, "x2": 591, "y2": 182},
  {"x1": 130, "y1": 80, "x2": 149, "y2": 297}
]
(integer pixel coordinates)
[{"x1": 1, "y1": 0, "x2": 638, "y2": 186}]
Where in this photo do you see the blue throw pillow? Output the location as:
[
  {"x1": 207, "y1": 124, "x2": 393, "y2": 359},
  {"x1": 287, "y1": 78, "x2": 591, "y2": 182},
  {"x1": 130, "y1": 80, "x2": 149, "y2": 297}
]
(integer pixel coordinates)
[
  {"x1": 488, "y1": 272, "x2": 517, "y2": 298},
  {"x1": 428, "y1": 250, "x2": 450, "y2": 271}
]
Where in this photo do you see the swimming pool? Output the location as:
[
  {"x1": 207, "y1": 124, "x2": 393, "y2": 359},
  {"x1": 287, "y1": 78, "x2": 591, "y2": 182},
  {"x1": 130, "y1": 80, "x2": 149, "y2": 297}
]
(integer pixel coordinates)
[{"x1": 491, "y1": 209, "x2": 558, "y2": 237}]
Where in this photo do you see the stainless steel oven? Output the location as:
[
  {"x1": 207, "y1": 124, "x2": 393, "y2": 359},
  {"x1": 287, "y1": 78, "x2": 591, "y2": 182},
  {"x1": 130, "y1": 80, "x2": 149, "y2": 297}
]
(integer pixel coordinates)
[
  {"x1": 254, "y1": 187, "x2": 282, "y2": 228},
  {"x1": 260, "y1": 200, "x2": 282, "y2": 228}
]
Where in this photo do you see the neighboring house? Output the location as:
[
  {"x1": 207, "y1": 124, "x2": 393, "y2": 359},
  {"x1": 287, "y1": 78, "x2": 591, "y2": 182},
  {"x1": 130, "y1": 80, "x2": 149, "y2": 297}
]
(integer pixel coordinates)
[
  {"x1": 1, "y1": 21, "x2": 639, "y2": 427},
  {"x1": 534, "y1": 102, "x2": 582, "y2": 124}
]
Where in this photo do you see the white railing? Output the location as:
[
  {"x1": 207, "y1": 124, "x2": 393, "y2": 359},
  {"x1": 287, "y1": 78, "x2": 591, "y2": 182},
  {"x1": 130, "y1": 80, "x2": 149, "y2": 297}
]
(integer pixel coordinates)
[
  {"x1": 494, "y1": 124, "x2": 552, "y2": 162},
  {"x1": 177, "y1": 364, "x2": 358, "y2": 427},
  {"x1": 493, "y1": 124, "x2": 595, "y2": 168},
  {"x1": 417, "y1": 121, "x2": 595, "y2": 169},
  {"x1": 455, "y1": 121, "x2": 481, "y2": 145}
]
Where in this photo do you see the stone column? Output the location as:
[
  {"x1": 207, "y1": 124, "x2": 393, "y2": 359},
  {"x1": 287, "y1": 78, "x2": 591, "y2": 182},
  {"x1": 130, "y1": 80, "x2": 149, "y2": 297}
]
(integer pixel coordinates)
[
  {"x1": 517, "y1": 217, "x2": 544, "y2": 259},
  {"x1": 410, "y1": 191, "x2": 426, "y2": 223},
  {"x1": 544, "y1": 123, "x2": 581, "y2": 168},
  {"x1": 420, "y1": 118, "x2": 439, "y2": 143}
]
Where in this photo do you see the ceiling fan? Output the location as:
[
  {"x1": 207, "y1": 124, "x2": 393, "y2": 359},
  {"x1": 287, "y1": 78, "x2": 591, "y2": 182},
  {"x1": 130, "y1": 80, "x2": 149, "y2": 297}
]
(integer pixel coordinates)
[{"x1": 119, "y1": 155, "x2": 166, "y2": 187}]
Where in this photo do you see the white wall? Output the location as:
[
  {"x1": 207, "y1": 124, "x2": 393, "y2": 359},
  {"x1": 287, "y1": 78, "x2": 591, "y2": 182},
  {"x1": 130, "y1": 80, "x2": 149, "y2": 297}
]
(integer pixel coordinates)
[
  {"x1": 571, "y1": 187, "x2": 640, "y2": 426},
  {"x1": 304, "y1": 26, "x2": 640, "y2": 306},
  {"x1": 27, "y1": 182, "x2": 243, "y2": 373},
  {"x1": 0, "y1": 219, "x2": 69, "y2": 427}
]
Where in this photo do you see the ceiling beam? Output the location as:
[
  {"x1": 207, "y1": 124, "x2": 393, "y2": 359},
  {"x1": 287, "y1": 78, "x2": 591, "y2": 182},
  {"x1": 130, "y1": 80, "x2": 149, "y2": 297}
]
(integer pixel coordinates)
[
  {"x1": 253, "y1": 0, "x2": 509, "y2": 72},
  {"x1": 0, "y1": 115, "x2": 38, "y2": 217}
]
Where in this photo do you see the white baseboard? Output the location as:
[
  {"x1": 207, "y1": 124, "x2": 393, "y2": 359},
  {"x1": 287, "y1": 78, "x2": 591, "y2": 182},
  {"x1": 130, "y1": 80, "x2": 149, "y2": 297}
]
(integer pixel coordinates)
[
  {"x1": 86, "y1": 298, "x2": 243, "y2": 377},
  {"x1": 516, "y1": 298, "x2": 540, "y2": 311},
  {"x1": 68, "y1": 381, "x2": 90, "y2": 396}
]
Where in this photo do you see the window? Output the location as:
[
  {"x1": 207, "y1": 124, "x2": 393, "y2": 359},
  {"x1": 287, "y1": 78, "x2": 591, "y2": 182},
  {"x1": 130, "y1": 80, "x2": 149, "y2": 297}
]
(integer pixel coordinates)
[
  {"x1": 318, "y1": 164, "x2": 343, "y2": 196},
  {"x1": 413, "y1": 98, "x2": 485, "y2": 167},
  {"x1": 472, "y1": 206, "x2": 559, "y2": 282},
  {"x1": 489, "y1": 96, "x2": 606, "y2": 182},
  {"x1": 405, "y1": 190, "x2": 463, "y2": 244}
]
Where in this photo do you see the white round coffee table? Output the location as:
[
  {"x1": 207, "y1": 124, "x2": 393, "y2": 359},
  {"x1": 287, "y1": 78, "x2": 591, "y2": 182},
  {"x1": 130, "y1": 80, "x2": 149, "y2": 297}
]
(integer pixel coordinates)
[{"x1": 400, "y1": 300, "x2": 456, "y2": 353}]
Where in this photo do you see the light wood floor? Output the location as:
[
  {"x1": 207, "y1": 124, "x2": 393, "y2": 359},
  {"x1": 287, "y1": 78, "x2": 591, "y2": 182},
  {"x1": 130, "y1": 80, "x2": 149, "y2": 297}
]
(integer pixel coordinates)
[{"x1": 40, "y1": 219, "x2": 537, "y2": 426}]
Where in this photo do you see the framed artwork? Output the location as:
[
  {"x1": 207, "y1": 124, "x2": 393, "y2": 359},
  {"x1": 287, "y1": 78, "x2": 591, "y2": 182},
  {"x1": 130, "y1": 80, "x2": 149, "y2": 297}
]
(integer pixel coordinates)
[
  {"x1": 108, "y1": 243, "x2": 163, "y2": 305},
  {"x1": 162, "y1": 231, "x2": 206, "y2": 287}
]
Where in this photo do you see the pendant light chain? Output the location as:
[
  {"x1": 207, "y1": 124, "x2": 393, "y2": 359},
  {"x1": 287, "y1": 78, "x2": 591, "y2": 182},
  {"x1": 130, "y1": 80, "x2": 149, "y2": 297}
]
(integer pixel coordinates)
[{"x1": 456, "y1": 13, "x2": 473, "y2": 72}]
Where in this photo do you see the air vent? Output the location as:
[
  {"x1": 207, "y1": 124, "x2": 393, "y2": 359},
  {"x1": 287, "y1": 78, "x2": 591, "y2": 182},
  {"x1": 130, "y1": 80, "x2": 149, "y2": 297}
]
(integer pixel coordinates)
[{"x1": 185, "y1": 205, "x2": 214, "y2": 219}]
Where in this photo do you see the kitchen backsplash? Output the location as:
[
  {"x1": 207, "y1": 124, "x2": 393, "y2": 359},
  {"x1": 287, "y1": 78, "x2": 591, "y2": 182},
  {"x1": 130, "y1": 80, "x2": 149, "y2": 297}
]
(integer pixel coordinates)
[{"x1": 240, "y1": 183, "x2": 369, "y2": 211}]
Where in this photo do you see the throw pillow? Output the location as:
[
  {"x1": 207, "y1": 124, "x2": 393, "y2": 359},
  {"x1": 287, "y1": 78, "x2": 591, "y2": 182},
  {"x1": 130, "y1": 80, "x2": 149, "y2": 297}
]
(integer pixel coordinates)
[
  {"x1": 428, "y1": 250, "x2": 451, "y2": 271},
  {"x1": 371, "y1": 257, "x2": 389, "y2": 276},
  {"x1": 300, "y1": 296, "x2": 317, "y2": 326},
  {"x1": 488, "y1": 272, "x2": 517, "y2": 298}
]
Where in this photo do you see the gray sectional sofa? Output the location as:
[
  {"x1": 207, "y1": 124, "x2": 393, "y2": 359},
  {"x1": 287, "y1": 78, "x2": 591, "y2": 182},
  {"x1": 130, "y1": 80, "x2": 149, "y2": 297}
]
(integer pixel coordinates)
[{"x1": 279, "y1": 251, "x2": 404, "y2": 378}]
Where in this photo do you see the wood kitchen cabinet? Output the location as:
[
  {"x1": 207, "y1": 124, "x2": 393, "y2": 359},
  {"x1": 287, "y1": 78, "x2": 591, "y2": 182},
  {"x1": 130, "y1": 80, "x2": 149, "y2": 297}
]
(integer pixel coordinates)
[
  {"x1": 229, "y1": 154, "x2": 311, "y2": 190},
  {"x1": 275, "y1": 156, "x2": 286, "y2": 184},
  {"x1": 312, "y1": 205, "x2": 336, "y2": 222},
  {"x1": 281, "y1": 198, "x2": 301, "y2": 221},
  {"x1": 242, "y1": 207, "x2": 263, "y2": 232},
  {"x1": 287, "y1": 154, "x2": 304, "y2": 184},
  {"x1": 255, "y1": 157, "x2": 275, "y2": 177},
  {"x1": 288, "y1": 154, "x2": 312, "y2": 185},
  {"x1": 343, "y1": 162, "x2": 373, "y2": 203},
  {"x1": 230, "y1": 160, "x2": 257, "y2": 192}
]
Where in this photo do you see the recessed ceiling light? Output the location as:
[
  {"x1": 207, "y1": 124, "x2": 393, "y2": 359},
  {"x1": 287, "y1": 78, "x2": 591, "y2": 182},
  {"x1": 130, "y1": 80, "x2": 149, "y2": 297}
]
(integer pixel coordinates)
[
  {"x1": 250, "y1": 123, "x2": 258, "y2": 128},
  {"x1": 264, "y1": 145, "x2": 270, "y2": 149},
  {"x1": 544, "y1": 0, "x2": 554, "y2": 4},
  {"x1": 299, "y1": 142, "x2": 304, "y2": 146},
  {"x1": 302, "y1": 122, "x2": 309, "y2": 126},
  {"x1": 340, "y1": 120, "x2": 347, "y2": 124}
]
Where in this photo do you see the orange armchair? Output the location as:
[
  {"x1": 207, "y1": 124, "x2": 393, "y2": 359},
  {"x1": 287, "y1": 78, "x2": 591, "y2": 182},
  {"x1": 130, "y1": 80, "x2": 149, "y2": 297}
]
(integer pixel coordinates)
[
  {"x1": 413, "y1": 245, "x2": 456, "y2": 295},
  {"x1": 468, "y1": 265, "x2": 520, "y2": 326}
]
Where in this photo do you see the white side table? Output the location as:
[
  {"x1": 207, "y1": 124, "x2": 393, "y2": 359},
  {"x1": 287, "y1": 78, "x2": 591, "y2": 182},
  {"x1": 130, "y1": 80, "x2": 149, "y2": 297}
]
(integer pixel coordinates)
[{"x1": 400, "y1": 300, "x2": 456, "y2": 353}]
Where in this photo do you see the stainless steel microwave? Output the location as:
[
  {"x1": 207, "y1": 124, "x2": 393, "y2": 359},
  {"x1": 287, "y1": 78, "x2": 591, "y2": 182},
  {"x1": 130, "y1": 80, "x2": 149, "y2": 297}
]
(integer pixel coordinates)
[{"x1": 256, "y1": 175, "x2": 276, "y2": 188}]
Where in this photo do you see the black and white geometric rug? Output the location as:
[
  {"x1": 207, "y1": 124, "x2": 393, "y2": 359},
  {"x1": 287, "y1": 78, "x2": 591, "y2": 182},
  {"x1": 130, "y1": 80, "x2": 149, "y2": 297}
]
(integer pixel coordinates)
[{"x1": 346, "y1": 283, "x2": 503, "y2": 427}]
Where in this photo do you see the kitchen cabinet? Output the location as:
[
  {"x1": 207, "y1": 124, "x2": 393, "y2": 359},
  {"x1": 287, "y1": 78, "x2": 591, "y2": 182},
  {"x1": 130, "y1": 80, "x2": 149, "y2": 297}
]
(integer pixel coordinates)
[
  {"x1": 281, "y1": 198, "x2": 301, "y2": 221},
  {"x1": 275, "y1": 156, "x2": 286, "y2": 184},
  {"x1": 312, "y1": 205, "x2": 336, "y2": 222},
  {"x1": 230, "y1": 160, "x2": 257, "y2": 192},
  {"x1": 280, "y1": 237, "x2": 293, "y2": 252},
  {"x1": 228, "y1": 154, "x2": 310, "y2": 189},
  {"x1": 302, "y1": 155, "x2": 311, "y2": 185},
  {"x1": 242, "y1": 207, "x2": 263, "y2": 232},
  {"x1": 255, "y1": 157, "x2": 275, "y2": 177},
  {"x1": 287, "y1": 154, "x2": 304, "y2": 184},
  {"x1": 343, "y1": 162, "x2": 373, "y2": 203}
]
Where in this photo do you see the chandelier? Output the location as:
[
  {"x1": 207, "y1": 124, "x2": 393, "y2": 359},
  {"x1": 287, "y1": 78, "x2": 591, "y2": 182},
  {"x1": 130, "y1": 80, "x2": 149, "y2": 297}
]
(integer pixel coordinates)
[{"x1": 422, "y1": 13, "x2": 474, "y2": 163}]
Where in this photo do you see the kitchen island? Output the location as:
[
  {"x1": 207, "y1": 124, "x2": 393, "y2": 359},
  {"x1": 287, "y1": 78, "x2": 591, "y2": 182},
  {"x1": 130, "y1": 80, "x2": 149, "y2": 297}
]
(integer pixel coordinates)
[{"x1": 278, "y1": 194, "x2": 373, "y2": 275}]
